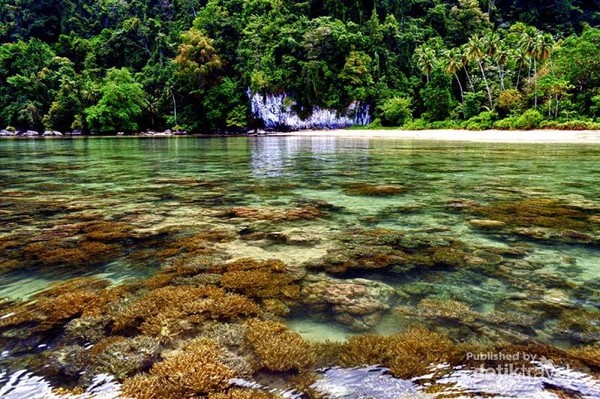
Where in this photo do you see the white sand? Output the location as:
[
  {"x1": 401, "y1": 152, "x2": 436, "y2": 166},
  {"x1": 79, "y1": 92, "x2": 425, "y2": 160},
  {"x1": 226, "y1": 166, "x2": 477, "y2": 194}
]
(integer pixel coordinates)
[{"x1": 275, "y1": 129, "x2": 600, "y2": 143}]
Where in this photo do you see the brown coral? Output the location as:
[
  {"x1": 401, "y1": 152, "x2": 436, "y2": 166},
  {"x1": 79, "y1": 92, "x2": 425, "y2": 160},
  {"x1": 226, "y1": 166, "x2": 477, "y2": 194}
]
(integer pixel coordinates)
[
  {"x1": 246, "y1": 319, "x2": 315, "y2": 372},
  {"x1": 217, "y1": 258, "x2": 299, "y2": 300},
  {"x1": 113, "y1": 285, "x2": 260, "y2": 334},
  {"x1": 122, "y1": 338, "x2": 234, "y2": 399},
  {"x1": 336, "y1": 327, "x2": 457, "y2": 378}
]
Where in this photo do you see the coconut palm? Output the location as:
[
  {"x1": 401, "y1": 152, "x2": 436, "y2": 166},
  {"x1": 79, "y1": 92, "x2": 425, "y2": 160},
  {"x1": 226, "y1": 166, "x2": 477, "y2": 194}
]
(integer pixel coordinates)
[
  {"x1": 459, "y1": 44, "x2": 474, "y2": 91},
  {"x1": 531, "y1": 32, "x2": 554, "y2": 107},
  {"x1": 466, "y1": 34, "x2": 493, "y2": 109},
  {"x1": 513, "y1": 48, "x2": 529, "y2": 89},
  {"x1": 443, "y1": 48, "x2": 464, "y2": 103},
  {"x1": 413, "y1": 45, "x2": 436, "y2": 83},
  {"x1": 484, "y1": 30, "x2": 506, "y2": 91},
  {"x1": 497, "y1": 48, "x2": 509, "y2": 91}
]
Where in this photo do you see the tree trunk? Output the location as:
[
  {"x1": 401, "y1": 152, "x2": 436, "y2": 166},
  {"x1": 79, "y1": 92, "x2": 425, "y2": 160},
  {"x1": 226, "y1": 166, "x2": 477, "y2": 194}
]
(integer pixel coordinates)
[
  {"x1": 454, "y1": 73, "x2": 464, "y2": 103},
  {"x1": 534, "y1": 57, "x2": 538, "y2": 108},
  {"x1": 497, "y1": 60, "x2": 505, "y2": 91},
  {"x1": 170, "y1": 89, "x2": 177, "y2": 126},
  {"x1": 464, "y1": 66, "x2": 474, "y2": 91},
  {"x1": 479, "y1": 61, "x2": 493, "y2": 109}
]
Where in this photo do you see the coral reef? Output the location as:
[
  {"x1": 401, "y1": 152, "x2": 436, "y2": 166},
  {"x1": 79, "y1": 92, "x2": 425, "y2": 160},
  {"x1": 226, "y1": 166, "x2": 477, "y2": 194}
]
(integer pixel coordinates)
[
  {"x1": 305, "y1": 228, "x2": 469, "y2": 274},
  {"x1": 335, "y1": 327, "x2": 457, "y2": 378},
  {"x1": 113, "y1": 285, "x2": 260, "y2": 337},
  {"x1": 245, "y1": 319, "x2": 315, "y2": 372},
  {"x1": 220, "y1": 205, "x2": 326, "y2": 222},
  {"x1": 416, "y1": 298, "x2": 478, "y2": 323},
  {"x1": 86, "y1": 336, "x2": 161, "y2": 381},
  {"x1": 121, "y1": 338, "x2": 234, "y2": 398}
]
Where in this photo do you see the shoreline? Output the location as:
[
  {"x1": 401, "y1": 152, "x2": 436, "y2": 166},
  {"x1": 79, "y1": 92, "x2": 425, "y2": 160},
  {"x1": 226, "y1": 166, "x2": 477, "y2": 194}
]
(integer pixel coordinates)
[
  {"x1": 2, "y1": 129, "x2": 600, "y2": 143},
  {"x1": 275, "y1": 129, "x2": 600, "y2": 143}
]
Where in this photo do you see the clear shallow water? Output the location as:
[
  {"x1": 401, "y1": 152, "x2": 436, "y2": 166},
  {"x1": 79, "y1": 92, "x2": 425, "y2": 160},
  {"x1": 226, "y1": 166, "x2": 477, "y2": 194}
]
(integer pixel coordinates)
[{"x1": 0, "y1": 136, "x2": 598, "y2": 398}]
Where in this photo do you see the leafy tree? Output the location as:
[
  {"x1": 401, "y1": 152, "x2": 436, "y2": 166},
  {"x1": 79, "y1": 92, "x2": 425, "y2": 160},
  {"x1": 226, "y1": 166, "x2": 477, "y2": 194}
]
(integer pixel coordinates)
[
  {"x1": 378, "y1": 96, "x2": 412, "y2": 126},
  {"x1": 85, "y1": 68, "x2": 146, "y2": 133}
]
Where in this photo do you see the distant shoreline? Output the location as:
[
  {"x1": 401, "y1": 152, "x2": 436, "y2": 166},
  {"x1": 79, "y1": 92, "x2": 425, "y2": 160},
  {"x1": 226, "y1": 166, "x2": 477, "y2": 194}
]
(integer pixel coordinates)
[
  {"x1": 274, "y1": 129, "x2": 600, "y2": 144},
  {"x1": 2, "y1": 129, "x2": 600, "y2": 144}
]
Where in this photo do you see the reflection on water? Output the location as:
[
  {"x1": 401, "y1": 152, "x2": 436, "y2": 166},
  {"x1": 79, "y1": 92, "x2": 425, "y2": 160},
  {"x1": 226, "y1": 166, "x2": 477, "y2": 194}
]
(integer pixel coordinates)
[{"x1": 0, "y1": 136, "x2": 598, "y2": 398}]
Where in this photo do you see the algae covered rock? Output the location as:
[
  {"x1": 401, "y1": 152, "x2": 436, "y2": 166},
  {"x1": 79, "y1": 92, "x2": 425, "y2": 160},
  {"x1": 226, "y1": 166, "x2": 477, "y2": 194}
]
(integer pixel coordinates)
[{"x1": 301, "y1": 275, "x2": 398, "y2": 331}]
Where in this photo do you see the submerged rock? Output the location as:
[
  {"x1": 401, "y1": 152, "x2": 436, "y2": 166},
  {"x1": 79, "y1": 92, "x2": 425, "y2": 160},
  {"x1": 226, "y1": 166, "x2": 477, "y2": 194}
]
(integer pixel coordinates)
[
  {"x1": 469, "y1": 219, "x2": 507, "y2": 229},
  {"x1": 300, "y1": 275, "x2": 398, "y2": 331}
]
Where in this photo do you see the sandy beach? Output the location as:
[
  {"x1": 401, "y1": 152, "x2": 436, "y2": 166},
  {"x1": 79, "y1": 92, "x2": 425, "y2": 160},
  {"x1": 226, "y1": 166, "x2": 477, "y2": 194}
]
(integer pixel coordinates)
[{"x1": 277, "y1": 129, "x2": 600, "y2": 143}]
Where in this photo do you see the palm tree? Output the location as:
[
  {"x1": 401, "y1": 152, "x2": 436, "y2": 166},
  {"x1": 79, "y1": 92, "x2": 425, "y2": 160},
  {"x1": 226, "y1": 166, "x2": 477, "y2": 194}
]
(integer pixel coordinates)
[
  {"x1": 466, "y1": 35, "x2": 493, "y2": 109},
  {"x1": 484, "y1": 30, "x2": 506, "y2": 91},
  {"x1": 413, "y1": 45, "x2": 436, "y2": 83},
  {"x1": 518, "y1": 29, "x2": 536, "y2": 82},
  {"x1": 459, "y1": 44, "x2": 474, "y2": 91},
  {"x1": 520, "y1": 30, "x2": 553, "y2": 108},
  {"x1": 531, "y1": 32, "x2": 554, "y2": 107},
  {"x1": 496, "y1": 48, "x2": 509, "y2": 91},
  {"x1": 513, "y1": 48, "x2": 529, "y2": 89},
  {"x1": 443, "y1": 48, "x2": 464, "y2": 103}
]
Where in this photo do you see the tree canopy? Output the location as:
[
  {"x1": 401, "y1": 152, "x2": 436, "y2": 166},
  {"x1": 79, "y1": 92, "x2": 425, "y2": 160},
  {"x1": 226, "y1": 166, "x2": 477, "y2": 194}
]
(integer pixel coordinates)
[{"x1": 1, "y1": 0, "x2": 599, "y2": 132}]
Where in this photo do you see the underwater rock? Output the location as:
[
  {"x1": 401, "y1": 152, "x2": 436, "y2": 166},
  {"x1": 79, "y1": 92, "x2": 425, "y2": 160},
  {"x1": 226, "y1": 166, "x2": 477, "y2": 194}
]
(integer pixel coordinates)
[
  {"x1": 64, "y1": 316, "x2": 109, "y2": 344},
  {"x1": 305, "y1": 245, "x2": 410, "y2": 274},
  {"x1": 468, "y1": 219, "x2": 507, "y2": 229},
  {"x1": 85, "y1": 336, "x2": 161, "y2": 382},
  {"x1": 221, "y1": 205, "x2": 326, "y2": 222},
  {"x1": 301, "y1": 275, "x2": 398, "y2": 331},
  {"x1": 416, "y1": 298, "x2": 478, "y2": 323},
  {"x1": 445, "y1": 198, "x2": 480, "y2": 211},
  {"x1": 341, "y1": 183, "x2": 407, "y2": 197},
  {"x1": 46, "y1": 344, "x2": 88, "y2": 378}
]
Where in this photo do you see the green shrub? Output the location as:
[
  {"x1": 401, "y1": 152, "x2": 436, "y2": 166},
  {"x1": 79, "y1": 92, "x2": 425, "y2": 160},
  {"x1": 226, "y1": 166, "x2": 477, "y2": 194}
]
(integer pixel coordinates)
[
  {"x1": 366, "y1": 118, "x2": 383, "y2": 129},
  {"x1": 497, "y1": 89, "x2": 524, "y2": 116},
  {"x1": 464, "y1": 111, "x2": 496, "y2": 130},
  {"x1": 402, "y1": 118, "x2": 429, "y2": 130},
  {"x1": 493, "y1": 117, "x2": 515, "y2": 130},
  {"x1": 512, "y1": 109, "x2": 543, "y2": 130},
  {"x1": 462, "y1": 92, "x2": 482, "y2": 120},
  {"x1": 378, "y1": 97, "x2": 412, "y2": 126},
  {"x1": 539, "y1": 120, "x2": 600, "y2": 130}
]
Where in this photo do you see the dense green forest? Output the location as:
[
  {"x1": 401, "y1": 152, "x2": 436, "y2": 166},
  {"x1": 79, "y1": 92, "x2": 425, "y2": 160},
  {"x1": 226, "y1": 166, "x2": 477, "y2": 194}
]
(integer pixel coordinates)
[{"x1": 1, "y1": 0, "x2": 600, "y2": 133}]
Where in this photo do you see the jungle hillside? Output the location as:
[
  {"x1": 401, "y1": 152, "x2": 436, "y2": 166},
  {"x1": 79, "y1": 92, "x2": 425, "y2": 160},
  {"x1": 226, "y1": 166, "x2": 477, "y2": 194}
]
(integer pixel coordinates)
[{"x1": 1, "y1": 0, "x2": 600, "y2": 133}]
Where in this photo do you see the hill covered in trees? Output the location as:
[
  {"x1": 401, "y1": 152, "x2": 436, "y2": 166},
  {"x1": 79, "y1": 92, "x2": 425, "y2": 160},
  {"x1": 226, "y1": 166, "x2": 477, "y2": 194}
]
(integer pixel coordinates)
[{"x1": 1, "y1": 0, "x2": 600, "y2": 133}]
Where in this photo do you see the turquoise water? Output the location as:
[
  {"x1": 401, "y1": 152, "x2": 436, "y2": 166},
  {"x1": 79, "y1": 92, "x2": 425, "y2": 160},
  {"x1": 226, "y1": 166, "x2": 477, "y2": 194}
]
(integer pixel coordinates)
[{"x1": 0, "y1": 136, "x2": 598, "y2": 397}]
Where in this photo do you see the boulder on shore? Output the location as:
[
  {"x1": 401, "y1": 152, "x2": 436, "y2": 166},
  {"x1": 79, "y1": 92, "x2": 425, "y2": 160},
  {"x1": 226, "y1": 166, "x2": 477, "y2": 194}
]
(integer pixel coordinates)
[
  {"x1": 0, "y1": 130, "x2": 16, "y2": 137},
  {"x1": 43, "y1": 130, "x2": 63, "y2": 136},
  {"x1": 18, "y1": 130, "x2": 40, "y2": 137}
]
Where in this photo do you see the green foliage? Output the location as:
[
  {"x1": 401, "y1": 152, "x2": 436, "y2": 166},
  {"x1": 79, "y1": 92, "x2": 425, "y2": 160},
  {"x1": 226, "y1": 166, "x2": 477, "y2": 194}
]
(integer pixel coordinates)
[
  {"x1": 463, "y1": 111, "x2": 496, "y2": 130},
  {"x1": 85, "y1": 68, "x2": 146, "y2": 133},
  {"x1": 378, "y1": 97, "x2": 412, "y2": 126},
  {"x1": 512, "y1": 109, "x2": 544, "y2": 130}
]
